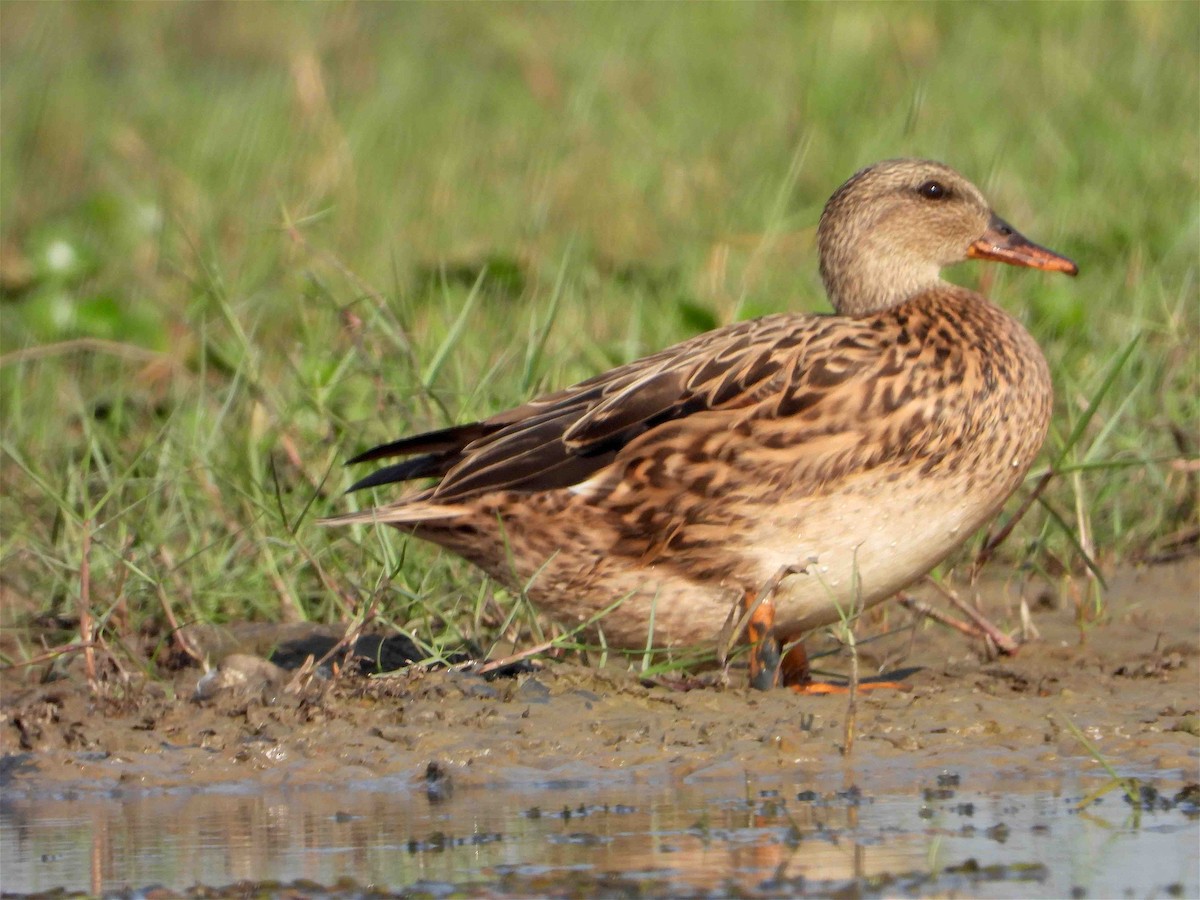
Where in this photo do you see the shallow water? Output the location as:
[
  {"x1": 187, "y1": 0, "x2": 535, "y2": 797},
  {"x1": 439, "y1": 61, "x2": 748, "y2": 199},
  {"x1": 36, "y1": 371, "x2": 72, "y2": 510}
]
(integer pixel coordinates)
[
  {"x1": 4, "y1": 560, "x2": 1198, "y2": 896},
  {"x1": 3, "y1": 750, "x2": 1196, "y2": 898}
]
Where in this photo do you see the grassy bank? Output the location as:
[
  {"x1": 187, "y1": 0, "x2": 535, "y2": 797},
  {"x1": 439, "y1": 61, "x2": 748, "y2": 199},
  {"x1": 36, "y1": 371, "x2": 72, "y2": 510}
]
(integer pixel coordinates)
[{"x1": 1, "y1": 3, "x2": 1196, "y2": 669}]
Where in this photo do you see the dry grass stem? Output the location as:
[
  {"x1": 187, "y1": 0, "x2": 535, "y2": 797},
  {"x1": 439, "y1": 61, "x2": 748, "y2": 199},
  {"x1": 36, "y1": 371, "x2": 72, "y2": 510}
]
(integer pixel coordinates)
[
  {"x1": 923, "y1": 577, "x2": 1020, "y2": 655},
  {"x1": 79, "y1": 519, "x2": 97, "y2": 686},
  {"x1": 0, "y1": 337, "x2": 174, "y2": 368},
  {"x1": 316, "y1": 591, "x2": 381, "y2": 678},
  {"x1": 156, "y1": 581, "x2": 203, "y2": 664},
  {"x1": 842, "y1": 628, "x2": 859, "y2": 757},
  {"x1": 1, "y1": 642, "x2": 101, "y2": 671},
  {"x1": 474, "y1": 639, "x2": 556, "y2": 676},
  {"x1": 898, "y1": 593, "x2": 987, "y2": 640}
]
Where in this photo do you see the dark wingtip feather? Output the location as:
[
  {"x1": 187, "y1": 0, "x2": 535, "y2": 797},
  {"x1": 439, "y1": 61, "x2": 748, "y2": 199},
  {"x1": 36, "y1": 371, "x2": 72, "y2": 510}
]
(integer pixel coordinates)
[
  {"x1": 345, "y1": 454, "x2": 453, "y2": 493},
  {"x1": 345, "y1": 442, "x2": 400, "y2": 467},
  {"x1": 345, "y1": 422, "x2": 494, "y2": 466}
]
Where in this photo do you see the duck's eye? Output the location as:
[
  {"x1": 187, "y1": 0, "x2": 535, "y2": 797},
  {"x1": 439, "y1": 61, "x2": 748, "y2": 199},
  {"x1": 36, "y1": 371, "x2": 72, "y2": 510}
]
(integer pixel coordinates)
[{"x1": 918, "y1": 180, "x2": 948, "y2": 200}]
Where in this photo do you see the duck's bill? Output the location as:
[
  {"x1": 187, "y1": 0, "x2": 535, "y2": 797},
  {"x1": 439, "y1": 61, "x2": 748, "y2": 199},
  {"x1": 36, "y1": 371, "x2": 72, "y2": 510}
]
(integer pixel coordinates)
[{"x1": 968, "y1": 215, "x2": 1078, "y2": 276}]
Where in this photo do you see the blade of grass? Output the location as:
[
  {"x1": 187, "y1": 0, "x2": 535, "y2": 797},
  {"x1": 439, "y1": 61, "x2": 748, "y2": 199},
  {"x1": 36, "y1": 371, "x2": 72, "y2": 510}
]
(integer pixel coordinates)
[{"x1": 421, "y1": 270, "x2": 486, "y2": 390}]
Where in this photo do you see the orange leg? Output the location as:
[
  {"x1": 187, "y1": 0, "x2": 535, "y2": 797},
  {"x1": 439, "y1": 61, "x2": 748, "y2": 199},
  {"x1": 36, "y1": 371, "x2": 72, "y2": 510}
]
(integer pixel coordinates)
[
  {"x1": 742, "y1": 563, "x2": 811, "y2": 691},
  {"x1": 790, "y1": 678, "x2": 909, "y2": 694},
  {"x1": 741, "y1": 564, "x2": 911, "y2": 693},
  {"x1": 780, "y1": 640, "x2": 812, "y2": 687},
  {"x1": 781, "y1": 639, "x2": 910, "y2": 694},
  {"x1": 744, "y1": 589, "x2": 781, "y2": 691}
]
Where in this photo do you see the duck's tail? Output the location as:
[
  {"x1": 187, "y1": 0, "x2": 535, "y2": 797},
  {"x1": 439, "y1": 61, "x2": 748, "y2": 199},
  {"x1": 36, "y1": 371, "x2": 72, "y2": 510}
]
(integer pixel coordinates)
[{"x1": 317, "y1": 502, "x2": 472, "y2": 528}]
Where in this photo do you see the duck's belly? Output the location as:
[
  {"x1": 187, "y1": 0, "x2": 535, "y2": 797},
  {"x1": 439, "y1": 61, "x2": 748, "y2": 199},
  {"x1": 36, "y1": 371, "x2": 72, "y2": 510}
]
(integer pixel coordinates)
[
  {"x1": 497, "y1": 463, "x2": 1021, "y2": 651},
  {"x1": 397, "y1": 472, "x2": 1010, "y2": 648},
  {"x1": 758, "y1": 467, "x2": 1013, "y2": 638}
]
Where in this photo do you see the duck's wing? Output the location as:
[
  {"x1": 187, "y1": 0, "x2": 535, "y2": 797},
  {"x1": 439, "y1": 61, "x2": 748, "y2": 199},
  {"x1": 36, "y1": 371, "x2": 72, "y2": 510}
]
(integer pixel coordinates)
[{"x1": 341, "y1": 312, "x2": 833, "y2": 503}]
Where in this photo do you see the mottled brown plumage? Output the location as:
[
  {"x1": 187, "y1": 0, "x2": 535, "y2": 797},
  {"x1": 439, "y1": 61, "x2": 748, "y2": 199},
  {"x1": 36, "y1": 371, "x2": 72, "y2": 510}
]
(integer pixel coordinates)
[{"x1": 323, "y1": 159, "x2": 1077, "y2": 676}]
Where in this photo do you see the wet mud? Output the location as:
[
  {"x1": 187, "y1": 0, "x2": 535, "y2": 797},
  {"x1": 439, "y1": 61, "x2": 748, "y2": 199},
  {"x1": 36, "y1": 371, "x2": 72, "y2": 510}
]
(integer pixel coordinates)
[{"x1": 2, "y1": 558, "x2": 1198, "y2": 896}]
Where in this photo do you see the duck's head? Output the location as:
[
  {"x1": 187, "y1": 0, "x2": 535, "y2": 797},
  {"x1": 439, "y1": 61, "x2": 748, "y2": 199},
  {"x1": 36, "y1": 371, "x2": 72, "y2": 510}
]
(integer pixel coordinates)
[{"x1": 817, "y1": 159, "x2": 1077, "y2": 315}]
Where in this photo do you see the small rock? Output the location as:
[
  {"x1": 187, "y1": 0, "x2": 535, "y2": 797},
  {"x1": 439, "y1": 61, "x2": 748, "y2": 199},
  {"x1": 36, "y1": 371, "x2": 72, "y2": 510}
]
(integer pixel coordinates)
[
  {"x1": 425, "y1": 761, "x2": 453, "y2": 803},
  {"x1": 194, "y1": 654, "x2": 287, "y2": 701},
  {"x1": 1170, "y1": 716, "x2": 1200, "y2": 737},
  {"x1": 516, "y1": 677, "x2": 552, "y2": 703}
]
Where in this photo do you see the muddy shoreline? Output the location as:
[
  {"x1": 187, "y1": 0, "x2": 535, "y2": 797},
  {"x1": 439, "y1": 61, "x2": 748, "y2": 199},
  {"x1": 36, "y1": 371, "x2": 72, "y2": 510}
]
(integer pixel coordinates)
[
  {"x1": 3, "y1": 559, "x2": 1197, "y2": 799},
  {"x1": 2, "y1": 559, "x2": 1198, "y2": 897}
]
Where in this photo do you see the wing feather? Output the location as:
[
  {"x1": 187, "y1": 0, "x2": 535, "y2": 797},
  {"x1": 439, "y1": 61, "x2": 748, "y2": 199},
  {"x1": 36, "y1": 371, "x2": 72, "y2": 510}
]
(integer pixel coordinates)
[{"x1": 344, "y1": 313, "x2": 842, "y2": 501}]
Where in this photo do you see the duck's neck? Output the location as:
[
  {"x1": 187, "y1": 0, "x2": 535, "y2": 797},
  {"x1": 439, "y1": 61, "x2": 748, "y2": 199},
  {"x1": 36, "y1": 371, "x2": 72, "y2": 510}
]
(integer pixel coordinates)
[{"x1": 820, "y1": 249, "x2": 944, "y2": 317}]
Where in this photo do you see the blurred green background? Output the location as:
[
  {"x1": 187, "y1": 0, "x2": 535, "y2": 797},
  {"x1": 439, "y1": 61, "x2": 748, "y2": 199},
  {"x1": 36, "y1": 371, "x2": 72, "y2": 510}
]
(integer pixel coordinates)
[{"x1": 1, "y1": 3, "x2": 1196, "y2": 661}]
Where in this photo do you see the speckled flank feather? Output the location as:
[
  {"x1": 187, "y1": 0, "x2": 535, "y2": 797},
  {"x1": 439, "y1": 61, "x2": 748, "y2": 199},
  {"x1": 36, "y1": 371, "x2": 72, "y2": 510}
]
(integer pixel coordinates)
[{"x1": 323, "y1": 159, "x2": 1075, "y2": 651}]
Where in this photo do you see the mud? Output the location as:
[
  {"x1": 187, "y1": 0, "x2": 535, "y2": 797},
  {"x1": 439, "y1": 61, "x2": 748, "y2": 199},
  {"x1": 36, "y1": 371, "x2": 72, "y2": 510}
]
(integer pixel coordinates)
[{"x1": 1, "y1": 559, "x2": 1198, "y2": 896}]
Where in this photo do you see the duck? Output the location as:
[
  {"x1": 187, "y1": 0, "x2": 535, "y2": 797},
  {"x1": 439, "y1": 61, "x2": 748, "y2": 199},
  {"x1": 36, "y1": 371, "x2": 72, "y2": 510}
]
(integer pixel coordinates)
[{"x1": 322, "y1": 159, "x2": 1077, "y2": 691}]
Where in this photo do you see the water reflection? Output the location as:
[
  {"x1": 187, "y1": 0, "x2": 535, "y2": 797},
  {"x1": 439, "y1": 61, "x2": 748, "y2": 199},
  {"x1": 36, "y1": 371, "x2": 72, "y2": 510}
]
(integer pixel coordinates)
[{"x1": 2, "y1": 761, "x2": 1196, "y2": 897}]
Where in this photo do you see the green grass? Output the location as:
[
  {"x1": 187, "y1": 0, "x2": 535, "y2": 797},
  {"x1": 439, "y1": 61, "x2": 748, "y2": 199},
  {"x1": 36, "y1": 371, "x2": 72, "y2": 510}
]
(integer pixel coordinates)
[{"x1": 1, "y1": 3, "x2": 1196, "y2": 671}]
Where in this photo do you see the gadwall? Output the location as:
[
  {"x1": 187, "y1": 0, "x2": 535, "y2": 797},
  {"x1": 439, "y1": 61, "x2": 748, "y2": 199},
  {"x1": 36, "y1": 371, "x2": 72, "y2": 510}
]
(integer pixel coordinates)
[{"x1": 324, "y1": 159, "x2": 1077, "y2": 690}]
